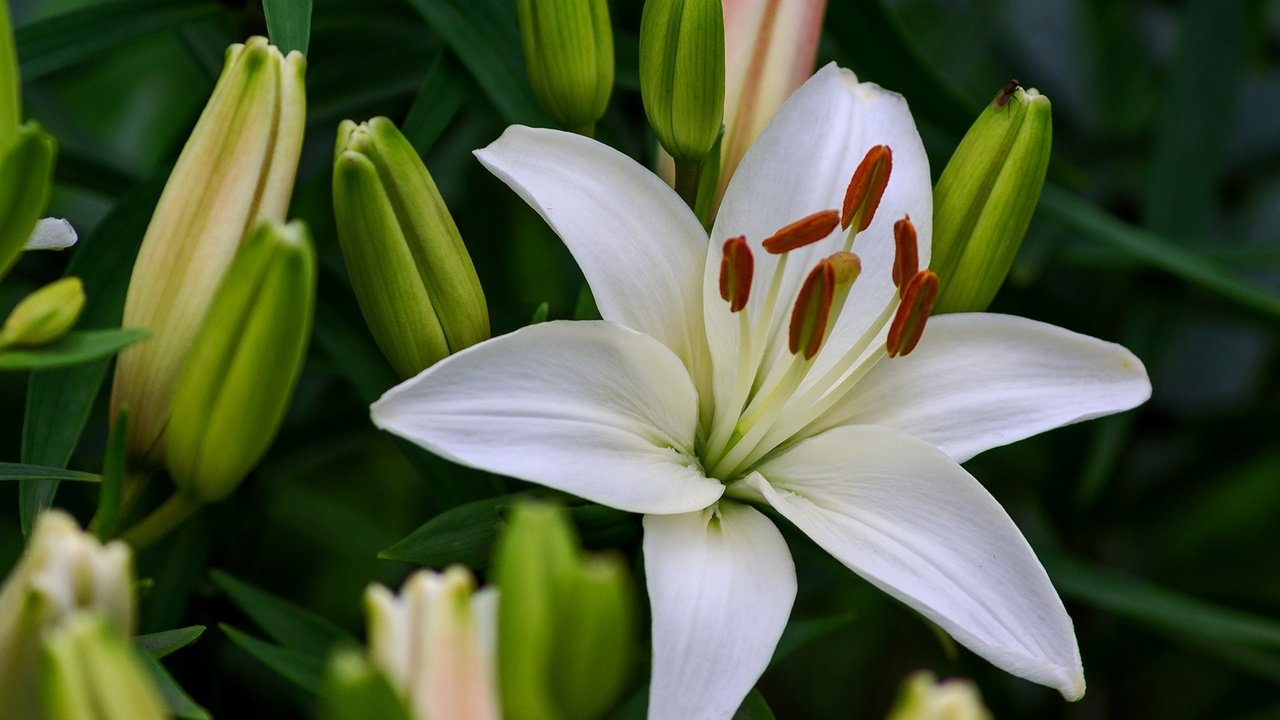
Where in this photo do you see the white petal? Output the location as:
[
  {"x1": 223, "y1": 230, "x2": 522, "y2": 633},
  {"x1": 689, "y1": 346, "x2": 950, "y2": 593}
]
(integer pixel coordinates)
[
  {"x1": 744, "y1": 425, "x2": 1085, "y2": 699},
  {"x1": 475, "y1": 126, "x2": 712, "y2": 393},
  {"x1": 372, "y1": 321, "x2": 723, "y2": 515},
  {"x1": 644, "y1": 504, "x2": 796, "y2": 720},
  {"x1": 806, "y1": 313, "x2": 1152, "y2": 462},
  {"x1": 704, "y1": 64, "x2": 933, "y2": 412},
  {"x1": 24, "y1": 218, "x2": 78, "y2": 250}
]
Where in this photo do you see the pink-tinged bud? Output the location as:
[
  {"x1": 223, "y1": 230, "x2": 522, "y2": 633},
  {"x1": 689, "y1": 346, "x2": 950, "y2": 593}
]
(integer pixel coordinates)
[
  {"x1": 789, "y1": 260, "x2": 835, "y2": 360},
  {"x1": 887, "y1": 271, "x2": 939, "y2": 358},
  {"x1": 761, "y1": 209, "x2": 839, "y2": 254},
  {"x1": 841, "y1": 145, "x2": 892, "y2": 231},
  {"x1": 719, "y1": 236, "x2": 754, "y2": 312},
  {"x1": 892, "y1": 215, "x2": 918, "y2": 293}
]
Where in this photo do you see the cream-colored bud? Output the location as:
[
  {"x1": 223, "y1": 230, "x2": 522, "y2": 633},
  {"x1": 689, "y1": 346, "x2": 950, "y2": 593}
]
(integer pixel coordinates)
[{"x1": 0, "y1": 277, "x2": 86, "y2": 349}]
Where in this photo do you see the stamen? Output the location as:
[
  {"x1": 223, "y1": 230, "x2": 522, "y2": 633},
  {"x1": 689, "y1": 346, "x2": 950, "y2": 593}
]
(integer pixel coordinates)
[
  {"x1": 762, "y1": 210, "x2": 840, "y2": 254},
  {"x1": 892, "y1": 216, "x2": 918, "y2": 294},
  {"x1": 788, "y1": 260, "x2": 835, "y2": 360},
  {"x1": 887, "y1": 271, "x2": 939, "y2": 358},
  {"x1": 841, "y1": 145, "x2": 892, "y2": 231},
  {"x1": 719, "y1": 236, "x2": 754, "y2": 312},
  {"x1": 828, "y1": 251, "x2": 862, "y2": 289}
]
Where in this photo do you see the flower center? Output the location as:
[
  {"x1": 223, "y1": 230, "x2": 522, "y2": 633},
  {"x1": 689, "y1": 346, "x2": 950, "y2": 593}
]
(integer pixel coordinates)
[{"x1": 701, "y1": 145, "x2": 939, "y2": 482}]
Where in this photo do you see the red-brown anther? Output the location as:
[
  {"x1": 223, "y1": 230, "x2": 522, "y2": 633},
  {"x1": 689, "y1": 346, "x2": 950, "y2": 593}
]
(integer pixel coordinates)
[
  {"x1": 841, "y1": 145, "x2": 893, "y2": 231},
  {"x1": 892, "y1": 215, "x2": 919, "y2": 293},
  {"x1": 789, "y1": 260, "x2": 836, "y2": 360},
  {"x1": 887, "y1": 270, "x2": 940, "y2": 358},
  {"x1": 762, "y1": 210, "x2": 840, "y2": 254},
  {"x1": 719, "y1": 236, "x2": 754, "y2": 312}
]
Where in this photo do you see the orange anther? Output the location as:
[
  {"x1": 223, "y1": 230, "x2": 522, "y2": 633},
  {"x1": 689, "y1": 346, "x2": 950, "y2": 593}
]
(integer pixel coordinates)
[
  {"x1": 719, "y1": 236, "x2": 754, "y2": 313},
  {"x1": 892, "y1": 216, "x2": 918, "y2": 294},
  {"x1": 841, "y1": 145, "x2": 892, "y2": 231},
  {"x1": 887, "y1": 270, "x2": 939, "y2": 358},
  {"x1": 789, "y1": 260, "x2": 836, "y2": 360},
  {"x1": 762, "y1": 210, "x2": 840, "y2": 254}
]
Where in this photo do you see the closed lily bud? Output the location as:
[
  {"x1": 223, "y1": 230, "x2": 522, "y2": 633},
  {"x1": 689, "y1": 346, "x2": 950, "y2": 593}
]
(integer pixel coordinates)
[
  {"x1": 931, "y1": 82, "x2": 1052, "y2": 314},
  {"x1": 549, "y1": 557, "x2": 637, "y2": 720},
  {"x1": 516, "y1": 0, "x2": 614, "y2": 135},
  {"x1": 0, "y1": 511, "x2": 135, "y2": 720},
  {"x1": 640, "y1": 0, "x2": 725, "y2": 162},
  {"x1": 319, "y1": 650, "x2": 412, "y2": 720},
  {"x1": 332, "y1": 117, "x2": 489, "y2": 378},
  {"x1": 0, "y1": 0, "x2": 18, "y2": 149},
  {"x1": 41, "y1": 615, "x2": 169, "y2": 720},
  {"x1": 0, "y1": 123, "x2": 57, "y2": 282},
  {"x1": 365, "y1": 567, "x2": 500, "y2": 720},
  {"x1": 165, "y1": 221, "x2": 316, "y2": 503},
  {"x1": 111, "y1": 36, "x2": 306, "y2": 465},
  {"x1": 886, "y1": 672, "x2": 992, "y2": 720},
  {"x1": 0, "y1": 277, "x2": 85, "y2": 349}
]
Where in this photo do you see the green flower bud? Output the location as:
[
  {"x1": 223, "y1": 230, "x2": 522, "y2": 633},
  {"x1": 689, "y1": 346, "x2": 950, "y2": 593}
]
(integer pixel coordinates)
[
  {"x1": 111, "y1": 36, "x2": 306, "y2": 465},
  {"x1": 931, "y1": 82, "x2": 1052, "y2": 314},
  {"x1": 165, "y1": 220, "x2": 316, "y2": 503},
  {"x1": 0, "y1": 277, "x2": 86, "y2": 349},
  {"x1": 549, "y1": 556, "x2": 637, "y2": 720},
  {"x1": 0, "y1": 0, "x2": 20, "y2": 148},
  {"x1": 0, "y1": 123, "x2": 56, "y2": 282},
  {"x1": 639, "y1": 0, "x2": 725, "y2": 162},
  {"x1": 516, "y1": 0, "x2": 614, "y2": 134},
  {"x1": 41, "y1": 615, "x2": 169, "y2": 720},
  {"x1": 319, "y1": 650, "x2": 412, "y2": 720},
  {"x1": 0, "y1": 511, "x2": 136, "y2": 720},
  {"x1": 886, "y1": 672, "x2": 992, "y2": 720},
  {"x1": 332, "y1": 117, "x2": 489, "y2": 378}
]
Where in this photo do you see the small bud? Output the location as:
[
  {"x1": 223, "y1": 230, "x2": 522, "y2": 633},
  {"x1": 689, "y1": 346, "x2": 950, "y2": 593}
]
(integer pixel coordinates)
[
  {"x1": 165, "y1": 221, "x2": 316, "y2": 503},
  {"x1": 516, "y1": 0, "x2": 614, "y2": 134},
  {"x1": 24, "y1": 218, "x2": 78, "y2": 251},
  {"x1": 841, "y1": 145, "x2": 892, "y2": 232},
  {"x1": 762, "y1": 209, "x2": 840, "y2": 254},
  {"x1": 640, "y1": 0, "x2": 726, "y2": 162},
  {"x1": 319, "y1": 650, "x2": 413, "y2": 720},
  {"x1": 333, "y1": 118, "x2": 490, "y2": 379},
  {"x1": 931, "y1": 82, "x2": 1052, "y2": 314},
  {"x1": 40, "y1": 615, "x2": 169, "y2": 720},
  {"x1": 887, "y1": 271, "x2": 940, "y2": 358},
  {"x1": 789, "y1": 260, "x2": 835, "y2": 360},
  {"x1": 365, "y1": 567, "x2": 500, "y2": 720},
  {"x1": 718, "y1": 236, "x2": 753, "y2": 312},
  {"x1": 885, "y1": 671, "x2": 992, "y2": 720},
  {"x1": 0, "y1": 277, "x2": 85, "y2": 349},
  {"x1": 0, "y1": 511, "x2": 136, "y2": 717},
  {"x1": 111, "y1": 36, "x2": 306, "y2": 465},
  {"x1": 0, "y1": 123, "x2": 57, "y2": 282}
]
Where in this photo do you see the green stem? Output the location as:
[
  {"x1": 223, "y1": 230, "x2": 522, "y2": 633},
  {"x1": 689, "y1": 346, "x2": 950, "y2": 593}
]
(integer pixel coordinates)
[
  {"x1": 121, "y1": 492, "x2": 200, "y2": 549},
  {"x1": 674, "y1": 157, "x2": 703, "y2": 211}
]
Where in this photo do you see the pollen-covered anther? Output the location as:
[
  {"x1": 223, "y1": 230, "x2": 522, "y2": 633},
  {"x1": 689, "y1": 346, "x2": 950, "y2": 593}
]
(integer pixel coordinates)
[
  {"x1": 788, "y1": 260, "x2": 836, "y2": 360},
  {"x1": 719, "y1": 236, "x2": 754, "y2": 312},
  {"x1": 892, "y1": 215, "x2": 918, "y2": 294},
  {"x1": 828, "y1": 251, "x2": 862, "y2": 289},
  {"x1": 841, "y1": 145, "x2": 893, "y2": 231},
  {"x1": 761, "y1": 210, "x2": 840, "y2": 254},
  {"x1": 887, "y1": 270, "x2": 940, "y2": 358}
]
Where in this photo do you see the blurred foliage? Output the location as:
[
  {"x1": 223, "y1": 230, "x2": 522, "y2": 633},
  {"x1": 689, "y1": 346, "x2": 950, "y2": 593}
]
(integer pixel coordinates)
[{"x1": 1, "y1": 0, "x2": 1278, "y2": 718}]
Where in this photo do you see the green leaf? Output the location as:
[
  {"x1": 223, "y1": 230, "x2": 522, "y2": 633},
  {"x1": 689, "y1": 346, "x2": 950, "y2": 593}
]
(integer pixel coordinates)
[
  {"x1": 0, "y1": 463, "x2": 99, "y2": 482},
  {"x1": 220, "y1": 624, "x2": 326, "y2": 694},
  {"x1": 263, "y1": 0, "x2": 313, "y2": 56},
  {"x1": 769, "y1": 613, "x2": 856, "y2": 669},
  {"x1": 91, "y1": 407, "x2": 129, "y2": 539},
  {"x1": 15, "y1": 0, "x2": 223, "y2": 81},
  {"x1": 0, "y1": 328, "x2": 147, "y2": 370},
  {"x1": 400, "y1": 49, "x2": 470, "y2": 155},
  {"x1": 138, "y1": 651, "x2": 211, "y2": 720},
  {"x1": 210, "y1": 571, "x2": 355, "y2": 658},
  {"x1": 135, "y1": 626, "x2": 206, "y2": 659},
  {"x1": 732, "y1": 689, "x2": 776, "y2": 720}
]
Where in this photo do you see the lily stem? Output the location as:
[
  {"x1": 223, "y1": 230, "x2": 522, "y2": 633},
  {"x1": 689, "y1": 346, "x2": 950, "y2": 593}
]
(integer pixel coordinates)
[
  {"x1": 674, "y1": 157, "x2": 703, "y2": 211},
  {"x1": 120, "y1": 492, "x2": 201, "y2": 549}
]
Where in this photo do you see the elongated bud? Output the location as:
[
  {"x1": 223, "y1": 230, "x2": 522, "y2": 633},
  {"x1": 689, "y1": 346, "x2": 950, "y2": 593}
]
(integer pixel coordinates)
[
  {"x1": 165, "y1": 221, "x2": 316, "y2": 503},
  {"x1": 887, "y1": 271, "x2": 939, "y2": 358},
  {"x1": 892, "y1": 216, "x2": 918, "y2": 293},
  {"x1": 0, "y1": 511, "x2": 136, "y2": 719},
  {"x1": 365, "y1": 568, "x2": 500, "y2": 720},
  {"x1": 0, "y1": 277, "x2": 85, "y2": 349},
  {"x1": 762, "y1": 209, "x2": 840, "y2": 254},
  {"x1": 789, "y1": 260, "x2": 835, "y2": 360},
  {"x1": 886, "y1": 671, "x2": 992, "y2": 720},
  {"x1": 549, "y1": 556, "x2": 637, "y2": 720},
  {"x1": 0, "y1": 0, "x2": 18, "y2": 148},
  {"x1": 319, "y1": 650, "x2": 413, "y2": 720},
  {"x1": 41, "y1": 616, "x2": 169, "y2": 720},
  {"x1": 719, "y1": 236, "x2": 753, "y2": 311},
  {"x1": 0, "y1": 123, "x2": 57, "y2": 282},
  {"x1": 333, "y1": 117, "x2": 489, "y2": 379},
  {"x1": 842, "y1": 145, "x2": 892, "y2": 231},
  {"x1": 111, "y1": 37, "x2": 306, "y2": 465},
  {"x1": 516, "y1": 0, "x2": 614, "y2": 134},
  {"x1": 931, "y1": 82, "x2": 1051, "y2": 313},
  {"x1": 640, "y1": 0, "x2": 725, "y2": 162}
]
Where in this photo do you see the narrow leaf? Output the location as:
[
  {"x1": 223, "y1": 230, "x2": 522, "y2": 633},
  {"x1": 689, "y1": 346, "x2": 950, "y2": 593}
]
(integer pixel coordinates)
[
  {"x1": 263, "y1": 0, "x2": 313, "y2": 56},
  {"x1": 220, "y1": 624, "x2": 326, "y2": 694},
  {"x1": 401, "y1": 49, "x2": 470, "y2": 155},
  {"x1": 211, "y1": 571, "x2": 354, "y2": 658},
  {"x1": 0, "y1": 463, "x2": 99, "y2": 482},
  {"x1": 138, "y1": 651, "x2": 211, "y2": 720},
  {"x1": 136, "y1": 626, "x2": 206, "y2": 659},
  {"x1": 0, "y1": 328, "x2": 147, "y2": 370},
  {"x1": 91, "y1": 407, "x2": 129, "y2": 539}
]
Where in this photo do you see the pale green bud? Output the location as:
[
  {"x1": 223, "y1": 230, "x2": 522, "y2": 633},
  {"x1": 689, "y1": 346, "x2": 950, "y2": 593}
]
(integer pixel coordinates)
[
  {"x1": 365, "y1": 567, "x2": 500, "y2": 720},
  {"x1": 516, "y1": 0, "x2": 614, "y2": 134},
  {"x1": 319, "y1": 650, "x2": 413, "y2": 720},
  {"x1": 41, "y1": 615, "x2": 169, "y2": 720},
  {"x1": 0, "y1": 277, "x2": 86, "y2": 349},
  {"x1": 640, "y1": 0, "x2": 725, "y2": 162},
  {"x1": 0, "y1": 0, "x2": 19, "y2": 148},
  {"x1": 931, "y1": 82, "x2": 1052, "y2": 314},
  {"x1": 549, "y1": 556, "x2": 637, "y2": 720},
  {"x1": 111, "y1": 36, "x2": 306, "y2": 465},
  {"x1": 0, "y1": 511, "x2": 136, "y2": 720},
  {"x1": 165, "y1": 220, "x2": 316, "y2": 503},
  {"x1": 332, "y1": 117, "x2": 489, "y2": 378},
  {"x1": 886, "y1": 672, "x2": 992, "y2": 720},
  {"x1": 0, "y1": 123, "x2": 56, "y2": 282}
]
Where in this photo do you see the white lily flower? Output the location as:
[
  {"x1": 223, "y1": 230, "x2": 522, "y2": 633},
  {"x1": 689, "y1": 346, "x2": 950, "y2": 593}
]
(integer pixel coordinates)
[{"x1": 373, "y1": 64, "x2": 1150, "y2": 719}]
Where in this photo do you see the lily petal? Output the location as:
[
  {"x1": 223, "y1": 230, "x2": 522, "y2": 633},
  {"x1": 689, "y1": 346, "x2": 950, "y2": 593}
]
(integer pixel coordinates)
[
  {"x1": 372, "y1": 321, "x2": 723, "y2": 515},
  {"x1": 24, "y1": 218, "x2": 78, "y2": 250},
  {"x1": 644, "y1": 503, "x2": 796, "y2": 720},
  {"x1": 805, "y1": 313, "x2": 1152, "y2": 462},
  {"x1": 705, "y1": 64, "x2": 932, "y2": 406},
  {"x1": 745, "y1": 425, "x2": 1085, "y2": 700},
  {"x1": 476, "y1": 126, "x2": 711, "y2": 392}
]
